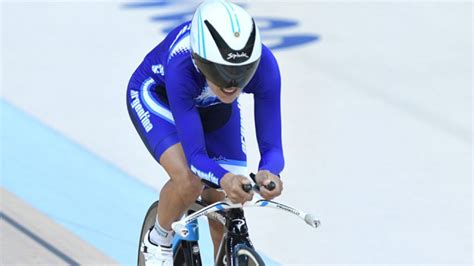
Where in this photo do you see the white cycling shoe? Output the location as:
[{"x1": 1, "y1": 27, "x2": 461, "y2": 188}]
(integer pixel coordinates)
[{"x1": 141, "y1": 228, "x2": 173, "y2": 266}]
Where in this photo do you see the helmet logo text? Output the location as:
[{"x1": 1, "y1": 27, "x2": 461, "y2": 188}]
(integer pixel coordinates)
[{"x1": 227, "y1": 52, "x2": 249, "y2": 61}]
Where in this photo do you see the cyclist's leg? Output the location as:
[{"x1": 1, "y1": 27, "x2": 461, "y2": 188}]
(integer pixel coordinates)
[
  {"x1": 201, "y1": 188, "x2": 225, "y2": 257},
  {"x1": 158, "y1": 143, "x2": 203, "y2": 231},
  {"x1": 201, "y1": 99, "x2": 248, "y2": 257},
  {"x1": 127, "y1": 85, "x2": 203, "y2": 234}
]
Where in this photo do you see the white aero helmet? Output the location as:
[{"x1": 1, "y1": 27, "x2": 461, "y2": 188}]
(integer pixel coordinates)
[{"x1": 190, "y1": 0, "x2": 262, "y2": 89}]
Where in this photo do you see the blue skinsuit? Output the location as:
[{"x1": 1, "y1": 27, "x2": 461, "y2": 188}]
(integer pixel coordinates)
[{"x1": 127, "y1": 21, "x2": 284, "y2": 187}]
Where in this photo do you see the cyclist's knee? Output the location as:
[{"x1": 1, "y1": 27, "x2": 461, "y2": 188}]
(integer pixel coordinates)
[
  {"x1": 159, "y1": 143, "x2": 203, "y2": 202},
  {"x1": 173, "y1": 169, "x2": 203, "y2": 202}
]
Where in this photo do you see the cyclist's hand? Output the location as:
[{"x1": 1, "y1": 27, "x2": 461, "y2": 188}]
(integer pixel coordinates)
[
  {"x1": 220, "y1": 173, "x2": 254, "y2": 204},
  {"x1": 255, "y1": 170, "x2": 283, "y2": 200}
]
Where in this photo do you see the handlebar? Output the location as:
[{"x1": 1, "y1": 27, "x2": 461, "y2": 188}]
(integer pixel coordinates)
[
  {"x1": 242, "y1": 183, "x2": 253, "y2": 193},
  {"x1": 171, "y1": 197, "x2": 321, "y2": 238},
  {"x1": 172, "y1": 172, "x2": 321, "y2": 238}
]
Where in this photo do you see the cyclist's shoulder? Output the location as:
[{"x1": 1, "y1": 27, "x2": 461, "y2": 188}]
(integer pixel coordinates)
[
  {"x1": 145, "y1": 21, "x2": 197, "y2": 82},
  {"x1": 162, "y1": 21, "x2": 197, "y2": 75},
  {"x1": 244, "y1": 45, "x2": 281, "y2": 93},
  {"x1": 252, "y1": 45, "x2": 280, "y2": 81},
  {"x1": 167, "y1": 21, "x2": 193, "y2": 62},
  {"x1": 142, "y1": 21, "x2": 192, "y2": 62},
  {"x1": 259, "y1": 44, "x2": 280, "y2": 71}
]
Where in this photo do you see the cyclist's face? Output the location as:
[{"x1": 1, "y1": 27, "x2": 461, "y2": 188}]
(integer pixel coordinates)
[{"x1": 207, "y1": 79, "x2": 241, "y2": 104}]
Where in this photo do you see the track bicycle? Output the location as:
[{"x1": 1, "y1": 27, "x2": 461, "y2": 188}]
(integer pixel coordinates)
[{"x1": 137, "y1": 174, "x2": 320, "y2": 265}]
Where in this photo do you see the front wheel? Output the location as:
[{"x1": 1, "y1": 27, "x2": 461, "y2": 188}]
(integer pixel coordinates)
[
  {"x1": 137, "y1": 201, "x2": 159, "y2": 266},
  {"x1": 233, "y1": 244, "x2": 265, "y2": 266}
]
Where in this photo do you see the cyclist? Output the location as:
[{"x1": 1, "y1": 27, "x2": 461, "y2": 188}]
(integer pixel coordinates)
[{"x1": 127, "y1": 0, "x2": 284, "y2": 264}]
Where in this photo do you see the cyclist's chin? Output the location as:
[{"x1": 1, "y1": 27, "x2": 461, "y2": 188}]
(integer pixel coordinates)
[
  {"x1": 216, "y1": 90, "x2": 241, "y2": 103},
  {"x1": 218, "y1": 95, "x2": 238, "y2": 104}
]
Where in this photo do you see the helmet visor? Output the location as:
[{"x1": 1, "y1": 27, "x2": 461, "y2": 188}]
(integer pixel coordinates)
[{"x1": 193, "y1": 53, "x2": 260, "y2": 89}]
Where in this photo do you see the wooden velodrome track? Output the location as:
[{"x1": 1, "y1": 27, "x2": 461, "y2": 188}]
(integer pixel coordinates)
[{"x1": 1, "y1": 188, "x2": 117, "y2": 265}]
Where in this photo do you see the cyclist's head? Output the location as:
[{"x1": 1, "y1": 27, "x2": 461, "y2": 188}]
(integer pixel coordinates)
[{"x1": 190, "y1": 0, "x2": 262, "y2": 91}]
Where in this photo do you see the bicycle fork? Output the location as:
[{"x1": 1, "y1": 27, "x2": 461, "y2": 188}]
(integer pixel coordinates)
[{"x1": 173, "y1": 213, "x2": 202, "y2": 265}]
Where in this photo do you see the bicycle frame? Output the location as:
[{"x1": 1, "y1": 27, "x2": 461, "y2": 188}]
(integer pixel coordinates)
[
  {"x1": 170, "y1": 200, "x2": 256, "y2": 265},
  {"x1": 172, "y1": 196, "x2": 320, "y2": 265},
  {"x1": 214, "y1": 207, "x2": 258, "y2": 266}
]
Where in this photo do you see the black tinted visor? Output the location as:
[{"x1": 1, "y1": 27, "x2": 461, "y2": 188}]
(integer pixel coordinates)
[{"x1": 193, "y1": 53, "x2": 260, "y2": 89}]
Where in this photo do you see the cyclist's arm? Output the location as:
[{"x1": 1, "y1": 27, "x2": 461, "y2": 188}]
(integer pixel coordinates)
[
  {"x1": 165, "y1": 64, "x2": 229, "y2": 187},
  {"x1": 252, "y1": 46, "x2": 285, "y2": 175}
]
